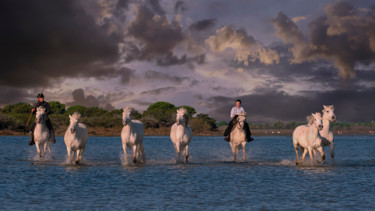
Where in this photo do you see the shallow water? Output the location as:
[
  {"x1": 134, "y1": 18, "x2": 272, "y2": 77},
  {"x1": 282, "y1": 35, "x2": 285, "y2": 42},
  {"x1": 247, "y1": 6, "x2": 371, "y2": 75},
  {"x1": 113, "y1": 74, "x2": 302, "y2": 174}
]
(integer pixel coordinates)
[{"x1": 0, "y1": 135, "x2": 374, "y2": 210}]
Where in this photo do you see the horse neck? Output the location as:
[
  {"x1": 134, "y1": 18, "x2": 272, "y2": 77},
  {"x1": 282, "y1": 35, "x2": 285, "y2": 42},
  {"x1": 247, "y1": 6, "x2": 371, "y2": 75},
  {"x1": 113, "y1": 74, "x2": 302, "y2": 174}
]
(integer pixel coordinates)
[
  {"x1": 322, "y1": 117, "x2": 332, "y2": 135},
  {"x1": 35, "y1": 122, "x2": 47, "y2": 132},
  {"x1": 234, "y1": 121, "x2": 244, "y2": 133}
]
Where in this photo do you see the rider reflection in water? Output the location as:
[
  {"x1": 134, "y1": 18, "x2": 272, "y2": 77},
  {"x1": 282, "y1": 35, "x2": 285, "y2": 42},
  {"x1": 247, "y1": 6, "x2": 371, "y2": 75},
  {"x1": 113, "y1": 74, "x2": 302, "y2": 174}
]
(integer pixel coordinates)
[{"x1": 224, "y1": 99, "x2": 254, "y2": 142}]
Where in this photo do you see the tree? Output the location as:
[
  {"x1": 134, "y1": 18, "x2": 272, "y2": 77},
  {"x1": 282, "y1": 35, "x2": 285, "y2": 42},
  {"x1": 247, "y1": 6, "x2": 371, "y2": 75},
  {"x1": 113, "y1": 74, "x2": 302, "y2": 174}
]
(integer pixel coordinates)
[
  {"x1": 49, "y1": 101, "x2": 66, "y2": 114},
  {"x1": 11, "y1": 103, "x2": 32, "y2": 114},
  {"x1": 66, "y1": 105, "x2": 87, "y2": 116},
  {"x1": 176, "y1": 105, "x2": 196, "y2": 117},
  {"x1": 143, "y1": 101, "x2": 176, "y2": 127},
  {"x1": 193, "y1": 113, "x2": 217, "y2": 130}
]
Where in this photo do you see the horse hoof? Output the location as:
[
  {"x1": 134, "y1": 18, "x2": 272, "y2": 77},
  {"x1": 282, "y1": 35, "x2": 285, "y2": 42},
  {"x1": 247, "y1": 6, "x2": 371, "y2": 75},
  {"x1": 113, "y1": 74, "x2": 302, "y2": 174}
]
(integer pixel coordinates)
[
  {"x1": 133, "y1": 158, "x2": 137, "y2": 164},
  {"x1": 75, "y1": 160, "x2": 80, "y2": 165}
]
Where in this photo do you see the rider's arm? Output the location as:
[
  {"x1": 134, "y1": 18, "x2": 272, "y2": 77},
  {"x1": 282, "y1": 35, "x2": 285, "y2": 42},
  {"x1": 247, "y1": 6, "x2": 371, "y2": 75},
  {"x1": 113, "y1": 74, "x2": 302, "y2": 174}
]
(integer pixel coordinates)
[
  {"x1": 44, "y1": 103, "x2": 52, "y2": 115},
  {"x1": 230, "y1": 107, "x2": 235, "y2": 118}
]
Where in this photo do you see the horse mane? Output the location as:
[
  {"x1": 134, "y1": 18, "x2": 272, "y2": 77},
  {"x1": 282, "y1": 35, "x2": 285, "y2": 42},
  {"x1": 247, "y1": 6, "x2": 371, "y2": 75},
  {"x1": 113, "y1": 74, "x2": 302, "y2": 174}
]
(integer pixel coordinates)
[
  {"x1": 322, "y1": 105, "x2": 335, "y2": 112},
  {"x1": 123, "y1": 106, "x2": 133, "y2": 115},
  {"x1": 36, "y1": 106, "x2": 45, "y2": 113},
  {"x1": 177, "y1": 107, "x2": 190, "y2": 125},
  {"x1": 306, "y1": 115, "x2": 314, "y2": 125},
  {"x1": 72, "y1": 112, "x2": 81, "y2": 120},
  {"x1": 307, "y1": 112, "x2": 321, "y2": 125}
]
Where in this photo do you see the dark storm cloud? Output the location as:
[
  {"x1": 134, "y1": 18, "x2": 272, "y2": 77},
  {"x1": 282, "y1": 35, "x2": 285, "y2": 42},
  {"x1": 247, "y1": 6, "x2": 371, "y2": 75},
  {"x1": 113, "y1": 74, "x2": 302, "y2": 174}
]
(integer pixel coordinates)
[
  {"x1": 189, "y1": 18, "x2": 217, "y2": 31},
  {"x1": 208, "y1": 87, "x2": 375, "y2": 123},
  {"x1": 124, "y1": 4, "x2": 205, "y2": 67},
  {"x1": 144, "y1": 71, "x2": 191, "y2": 84},
  {"x1": 0, "y1": 0, "x2": 123, "y2": 88},
  {"x1": 174, "y1": 1, "x2": 186, "y2": 14},
  {"x1": 140, "y1": 87, "x2": 175, "y2": 96},
  {"x1": 0, "y1": 87, "x2": 30, "y2": 105},
  {"x1": 67, "y1": 89, "x2": 115, "y2": 110},
  {"x1": 147, "y1": 0, "x2": 165, "y2": 15},
  {"x1": 272, "y1": 1, "x2": 375, "y2": 79}
]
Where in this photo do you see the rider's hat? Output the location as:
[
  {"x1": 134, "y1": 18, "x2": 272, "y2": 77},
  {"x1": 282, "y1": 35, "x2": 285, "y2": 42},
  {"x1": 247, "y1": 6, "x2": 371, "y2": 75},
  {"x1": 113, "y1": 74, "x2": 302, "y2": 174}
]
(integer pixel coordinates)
[{"x1": 37, "y1": 93, "x2": 44, "y2": 98}]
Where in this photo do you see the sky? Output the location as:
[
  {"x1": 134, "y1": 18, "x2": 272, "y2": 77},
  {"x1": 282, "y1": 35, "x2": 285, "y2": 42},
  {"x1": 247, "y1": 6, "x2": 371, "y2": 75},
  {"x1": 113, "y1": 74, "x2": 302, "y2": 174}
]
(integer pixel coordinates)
[{"x1": 1, "y1": 0, "x2": 375, "y2": 122}]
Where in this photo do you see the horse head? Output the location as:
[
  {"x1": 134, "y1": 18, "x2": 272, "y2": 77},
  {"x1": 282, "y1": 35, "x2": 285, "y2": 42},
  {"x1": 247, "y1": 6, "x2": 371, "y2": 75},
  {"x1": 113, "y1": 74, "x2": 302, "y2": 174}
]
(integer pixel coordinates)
[
  {"x1": 69, "y1": 112, "x2": 81, "y2": 134},
  {"x1": 122, "y1": 107, "x2": 132, "y2": 126},
  {"x1": 35, "y1": 106, "x2": 46, "y2": 124},
  {"x1": 312, "y1": 112, "x2": 323, "y2": 130},
  {"x1": 322, "y1": 105, "x2": 336, "y2": 122},
  {"x1": 236, "y1": 113, "x2": 247, "y2": 129},
  {"x1": 176, "y1": 107, "x2": 189, "y2": 126}
]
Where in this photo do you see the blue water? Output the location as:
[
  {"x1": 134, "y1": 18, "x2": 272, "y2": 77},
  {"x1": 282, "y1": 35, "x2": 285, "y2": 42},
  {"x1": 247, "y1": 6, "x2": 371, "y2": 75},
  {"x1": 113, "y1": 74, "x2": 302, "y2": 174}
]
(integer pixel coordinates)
[{"x1": 0, "y1": 136, "x2": 374, "y2": 210}]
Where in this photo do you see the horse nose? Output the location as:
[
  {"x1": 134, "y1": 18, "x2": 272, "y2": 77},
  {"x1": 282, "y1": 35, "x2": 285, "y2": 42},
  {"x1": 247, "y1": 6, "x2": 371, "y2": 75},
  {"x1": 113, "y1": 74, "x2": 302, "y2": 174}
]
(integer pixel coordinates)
[{"x1": 319, "y1": 125, "x2": 323, "y2": 130}]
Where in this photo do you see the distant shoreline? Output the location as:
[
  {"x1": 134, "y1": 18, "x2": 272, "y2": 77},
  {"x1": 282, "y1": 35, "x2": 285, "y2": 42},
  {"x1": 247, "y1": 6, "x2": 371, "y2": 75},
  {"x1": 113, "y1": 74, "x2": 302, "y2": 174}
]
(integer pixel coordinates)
[{"x1": 1, "y1": 128, "x2": 374, "y2": 137}]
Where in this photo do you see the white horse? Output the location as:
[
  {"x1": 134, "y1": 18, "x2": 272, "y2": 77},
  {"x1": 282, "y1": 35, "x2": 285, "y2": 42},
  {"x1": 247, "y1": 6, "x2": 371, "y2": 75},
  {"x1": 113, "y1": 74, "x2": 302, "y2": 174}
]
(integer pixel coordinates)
[
  {"x1": 121, "y1": 107, "x2": 145, "y2": 164},
  {"x1": 170, "y1": 107, "x2": 192, "y2": 163},
  {"x1": 229, "y1": 113, "x2": 247, "y2": 161},
  {"x1": 33, "y1": 107, "x2": 51, "y2": 158},
  {"x1": 64, "y1": 112, "x2": 88, "y2": 164},
  {"x1": 320, "y1": 105, "x2": 336, "y2": 159},
  {"x1": 293, "y1": 112, "x2": 325, "y2": 165}
]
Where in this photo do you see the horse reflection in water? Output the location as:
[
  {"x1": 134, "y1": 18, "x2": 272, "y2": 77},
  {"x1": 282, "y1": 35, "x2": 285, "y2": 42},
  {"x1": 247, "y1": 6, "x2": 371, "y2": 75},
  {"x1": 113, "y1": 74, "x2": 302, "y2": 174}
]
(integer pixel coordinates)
[
  {"x1": 64, "y1": 112, "x2": 88, "y2": 164},
  {"x1": 229, "y1": 113, "x2": 247, "y2": 161},
  {"x1": 170, "y1": 108, "x2": 192, "y2": 163},
  {"x1": 33, "y1": 106, "x2": 51, "y2": 158},
  {"x1": 121, "y1": 107, "x2": 145, "y2": 164}
]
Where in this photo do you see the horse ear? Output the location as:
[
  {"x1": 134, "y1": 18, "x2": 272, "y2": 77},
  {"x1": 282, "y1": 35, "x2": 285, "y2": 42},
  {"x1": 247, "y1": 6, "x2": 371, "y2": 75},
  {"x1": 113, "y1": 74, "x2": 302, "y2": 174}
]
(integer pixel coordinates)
[
  {"x1": 69, "y1": 114, "x2": 72, "y2": 119},
  {"x1": 311, "y1": 113, "x2": 315, "y2": 118}
]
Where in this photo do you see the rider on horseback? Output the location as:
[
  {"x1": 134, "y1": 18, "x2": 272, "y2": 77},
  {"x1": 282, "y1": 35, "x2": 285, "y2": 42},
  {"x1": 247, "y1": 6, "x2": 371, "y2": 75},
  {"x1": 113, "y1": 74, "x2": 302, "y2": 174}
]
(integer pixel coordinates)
[
  {"x1": 224, "y1": 99, "x2": 254, "y2": 142},
  {"x1": 29, "y1": 93, "x2": 56, "y2": 145}
]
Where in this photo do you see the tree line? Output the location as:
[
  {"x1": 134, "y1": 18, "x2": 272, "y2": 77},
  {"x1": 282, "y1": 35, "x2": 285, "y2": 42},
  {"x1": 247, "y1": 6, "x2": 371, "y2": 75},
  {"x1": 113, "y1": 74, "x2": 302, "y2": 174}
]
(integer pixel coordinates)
[
  {"x1": 1, "y1": 101, "x2": 374, "y2": 133},
  {"x1": 0, "y1": 101, "x2": 217, "y2": 133}
]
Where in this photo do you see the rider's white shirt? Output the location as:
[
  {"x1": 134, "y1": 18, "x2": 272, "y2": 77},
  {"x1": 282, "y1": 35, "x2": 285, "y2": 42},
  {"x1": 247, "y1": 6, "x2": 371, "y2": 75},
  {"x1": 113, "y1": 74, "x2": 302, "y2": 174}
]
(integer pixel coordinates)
[{"x1": 230, "y1": 106, "x2": 245, "y2": 118}]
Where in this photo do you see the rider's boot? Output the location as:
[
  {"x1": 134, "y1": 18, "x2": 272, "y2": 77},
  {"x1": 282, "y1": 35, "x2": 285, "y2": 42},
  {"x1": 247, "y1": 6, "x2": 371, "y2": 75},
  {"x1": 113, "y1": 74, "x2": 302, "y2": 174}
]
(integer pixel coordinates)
[
  {"x1": 50, "y1": 130, "x2": 56, "y2": 143},
  {"x1": 29, "y1": 131, "x2": 35, "y2": 146},
  {"x1": 224, "y1": 135, "x2": 230, "y2": 142}
]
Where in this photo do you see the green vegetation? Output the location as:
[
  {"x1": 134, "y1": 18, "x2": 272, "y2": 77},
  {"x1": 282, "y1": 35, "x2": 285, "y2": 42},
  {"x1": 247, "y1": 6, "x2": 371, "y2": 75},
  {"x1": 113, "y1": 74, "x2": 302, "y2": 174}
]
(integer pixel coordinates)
[
  {"x1": 0, "y1": 101, "x2": 217, "y2": 133},
  {"x1": 1, "y1": 101, "x2": 375, "y2": 134}
]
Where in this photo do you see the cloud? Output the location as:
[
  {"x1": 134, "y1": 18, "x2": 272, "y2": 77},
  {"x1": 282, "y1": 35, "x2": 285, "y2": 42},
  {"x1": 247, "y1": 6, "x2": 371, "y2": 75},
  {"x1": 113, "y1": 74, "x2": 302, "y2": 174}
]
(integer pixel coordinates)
[
  {"x1": 0, "y1": 0, "x2": 123, "y2": 88},
  {"x1": 0, "y1": 87, "x2": 30, "y2": 106},
  {"x1": 144, "y1": 71, "x2": 191, "y2": 84},
  {"x1": 140, "y1": 87, "x2": 175, "y2": 96},
  {"x1": 292, "y1": 16, "x2": 306, "y2": 23},
  {"x1": 189, "y1": 18, "x2": 217, "y2": 31},
  {"x1": 205, "y1": 26, "x2": 280, "y2": 65},
  {"x1": 123, "y1": 4, "x2": 205, "y2": 67},
  {"x1": 174, "y1": 1, "x2": 186, "y2": 14},
  {"x1": 272, "y1": 1, "x2": 375, "y2": 79},
  {"x1": 66, "y1": 88, "x2": 116, "y2": 110}
]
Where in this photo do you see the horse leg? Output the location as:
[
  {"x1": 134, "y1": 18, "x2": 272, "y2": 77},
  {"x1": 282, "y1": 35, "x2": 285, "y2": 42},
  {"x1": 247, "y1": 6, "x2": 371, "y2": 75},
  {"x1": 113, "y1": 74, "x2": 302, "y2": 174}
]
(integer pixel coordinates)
[
  {"x1": 330, "y1": 143, "x2": 334, "y2": 159},
  {"x1": 185, "y1": 145, "x2": 189, "y2": 163},
  {"x1": 75, "y1": 149, "x2": 81, "y2": 164},
  {"x1": 132, "y1": 145, "x2": 137, "y2": 164},
  {"x1": 317, "y1": 147, "x2": 325, "y2": 164},
  {"x1": 301, "y1": 148, "x2": 308, "y2": 163},
  {"x1": 140, "y1": 143, "x2": 146, "y2": 164},
  {"x1": 122, "y1": 142, "x2": 128, "y2": 163},
  {"x1": 242, "y1": 142, "x2": 246, "y2": 161},
  {"x1": 308, "y1": 148, "x2": 314, "y2": 165},
  {"x1": 66, "y1": 147, "x2": 72, "y2": 163},
  {"x1": 229, "y1": 142, "x2": 236, "y2": 161},
  {"x1": 294, "y1": 145, "x2": 300, "y2": 164},
  {"x1": 175, "y1": 143, "x2": 181, "y2": 163},
  {"x1": 43, "y1": 143, "x2": 48, "y2": 157},
  {"x1": 79, "y1": 148, "x2": 85, "y2": 163},
  {"x1": 35, "y1": 143, "x2": 41, "y2": 158}
]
